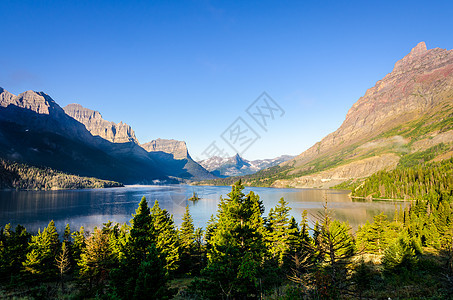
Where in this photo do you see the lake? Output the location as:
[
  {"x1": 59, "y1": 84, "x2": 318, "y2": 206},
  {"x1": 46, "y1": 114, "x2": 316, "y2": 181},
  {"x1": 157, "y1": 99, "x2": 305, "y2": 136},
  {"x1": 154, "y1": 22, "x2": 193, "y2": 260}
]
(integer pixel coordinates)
[{"x1": 0, "y1": 185, "x2": 405, "y2": 234}]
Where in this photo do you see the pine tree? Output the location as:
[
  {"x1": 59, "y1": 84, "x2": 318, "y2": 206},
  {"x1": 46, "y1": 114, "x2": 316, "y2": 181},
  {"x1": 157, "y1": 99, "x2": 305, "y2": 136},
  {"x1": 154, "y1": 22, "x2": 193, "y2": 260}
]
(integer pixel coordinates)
[
  {"x1": 204, "y1": 214, "x2": 217, "y2": 253},
  {"x1": 129, "y1": 196, "x2": 153, "y2": 262},
  {"x1": 383, "y1": 229, "x2": 421, "y2": 273},
  {"x1": 312, "y1": 204, "x2": 355, "y2": 298},
  {"x1": 179, "y1": 205, "x2": 196, "y2": 274},
  {"x1": 356, "y1": 213, "x2": 392, "y2": 254},
  {"x1": 110, "y1": 197, "x2": 171, "y2": 299},
  {"x1": 55, "y1": 241, "x2": 71, "y2": 292},
  {"x1": 203, "y1": 180, "x2": 266, "y2": 298},
  {"x1": 63, "y1": 224, "x2": 71, "y2": 244},
  {"x1": 78, "y1": 227, "x2": 113, "y2": 293},
  {"x1": 288, "y1": 216, "x2": 301, "y2": 255},
  {"x1": 265, "y1": 197, "x2": 297, "y2": 267},
  {"x1": 300, "y1": 210, "x2": 311, "y2": 244},
  {"x1": 193, "y1": 227, "x2": 205, "y2": 274},
  {"x1": 288, "y1": 210, "x2": 315, "y2": 292},
  {"x1": 132, "y1": 244, "x2": 171, "y2": 299},
  {"x1": 71, "y1": 226, "x2": 86, "y2": 273},
  {"x1": 0, "y1": 224, "x2": 30, "y2": 283},
  {"x1": 150, "y1": 200, "x2": 180, "y2": 275},
  {"x1": 109, "y1": 222, "x2": 129, "y2": 262},
  {"x1": 23, "y1": 220, "x2": 60, "y2": 278}
]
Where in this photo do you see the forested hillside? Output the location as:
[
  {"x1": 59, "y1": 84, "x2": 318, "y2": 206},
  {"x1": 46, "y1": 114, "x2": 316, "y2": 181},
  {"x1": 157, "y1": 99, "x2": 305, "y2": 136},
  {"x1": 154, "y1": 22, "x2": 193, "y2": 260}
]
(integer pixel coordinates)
[
  {"x1": 0, "y1": 159, "x2": 123, "y2": 190},
  {"x1": 1, "y1": 181, "x2": 453, "y2": 299},
  {"x1": 339, "y1": 156, "x2": 453, "y2": 202}
]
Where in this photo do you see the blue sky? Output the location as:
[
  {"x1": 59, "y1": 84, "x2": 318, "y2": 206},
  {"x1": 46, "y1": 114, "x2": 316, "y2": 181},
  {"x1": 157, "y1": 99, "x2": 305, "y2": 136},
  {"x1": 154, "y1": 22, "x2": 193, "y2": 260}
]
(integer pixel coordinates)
[{"x1": 2, "y1": 0, "x2": 453, "y2": 160}]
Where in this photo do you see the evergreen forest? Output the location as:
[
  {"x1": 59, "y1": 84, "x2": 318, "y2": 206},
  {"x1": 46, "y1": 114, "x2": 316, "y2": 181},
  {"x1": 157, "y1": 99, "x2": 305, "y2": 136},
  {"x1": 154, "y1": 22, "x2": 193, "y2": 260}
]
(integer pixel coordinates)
[
  {"x1": 0, "y1": 159, "x2": 123, "y2": 190},
  {"x1": 1, "y1": 180, "x2": 453, "y2": 299}
]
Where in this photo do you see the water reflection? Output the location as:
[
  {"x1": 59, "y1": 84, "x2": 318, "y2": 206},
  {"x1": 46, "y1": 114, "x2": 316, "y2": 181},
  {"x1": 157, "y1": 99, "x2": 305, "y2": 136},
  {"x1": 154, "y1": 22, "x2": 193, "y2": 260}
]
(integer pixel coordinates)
[{"x1": 0, "y1": 185, "x2": 405, "y2": 234}]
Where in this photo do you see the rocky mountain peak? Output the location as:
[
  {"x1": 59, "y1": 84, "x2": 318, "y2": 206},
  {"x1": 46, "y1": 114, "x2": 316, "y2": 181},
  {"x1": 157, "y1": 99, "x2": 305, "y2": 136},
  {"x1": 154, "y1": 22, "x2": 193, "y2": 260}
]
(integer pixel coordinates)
[
  {"x1": 410, "y1": 41, "x2": 427, "y2": 56},
  {"x1": 0, "y1": 88, "x2": 15, "y2": 106},
  {"x1": 392, "y1": 41, "x2": 431, "y2": 72},
  {"x1": 63, "y1": 103, "x2": 138, "y2": 144},
  {"x1": 233, "y1": 153, "x2": 250, "y2": 167},
  {"x1": 64, "y1": 104, "x2": 103, "y2": 121},
  {"x1": 0, "y1": 88, "x2": 64, "y2": 116},
  {"x1": 141, "y1": 139, "x2": 189, "y2": 160}
]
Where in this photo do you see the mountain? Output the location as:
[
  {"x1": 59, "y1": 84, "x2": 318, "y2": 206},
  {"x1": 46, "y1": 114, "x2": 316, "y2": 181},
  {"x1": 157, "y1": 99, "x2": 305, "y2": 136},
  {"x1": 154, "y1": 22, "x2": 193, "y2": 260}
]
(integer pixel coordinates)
[
  {"x1": 0, "y1": 88, "x2": 165, "y2": 183},
  {"x1": 198, "y1": 153, "x2": 294, "y2": 177},
  {"x1": 0, "y1": 89, "x2": 214, "y2": 183},
  {"x1": 204, "y1": 42, "x2": 453, "y2": 188},
  {"x1": 142, "y1": 139, "x2": 190, "y2": 160},
  {"x1": 273, "y1": 42, "x2": 453, "y2": 188},
  {"x1": 142, "y1": 139, "x2": 216, "y2": 180},
  {"x1": 64, "y1": 104, "x2": 138, "y2": 143},
  {"x1": 64, "y1": 103, "x2": 214, "y2": 181}
]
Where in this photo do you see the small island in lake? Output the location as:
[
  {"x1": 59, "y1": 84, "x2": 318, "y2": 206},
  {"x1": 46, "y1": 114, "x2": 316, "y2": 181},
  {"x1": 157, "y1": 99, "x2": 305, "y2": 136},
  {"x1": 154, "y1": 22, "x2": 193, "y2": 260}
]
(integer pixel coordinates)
[{"x1": 188, "y1": 191, "x2": 200, "y2": 201}]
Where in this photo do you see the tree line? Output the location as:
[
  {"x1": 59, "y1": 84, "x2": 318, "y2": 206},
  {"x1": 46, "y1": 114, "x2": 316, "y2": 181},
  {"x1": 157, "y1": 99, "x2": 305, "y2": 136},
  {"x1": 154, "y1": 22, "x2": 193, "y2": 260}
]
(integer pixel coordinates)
[
  {"x1": 1, "y1": 181, "x2": 453, "y2": 299},
  {"x1": 350, "y1": 156, "x2": 453, "y2": 205},
  {"x1": 0, "y1": 159, "x2": 123, "y2": 190}
]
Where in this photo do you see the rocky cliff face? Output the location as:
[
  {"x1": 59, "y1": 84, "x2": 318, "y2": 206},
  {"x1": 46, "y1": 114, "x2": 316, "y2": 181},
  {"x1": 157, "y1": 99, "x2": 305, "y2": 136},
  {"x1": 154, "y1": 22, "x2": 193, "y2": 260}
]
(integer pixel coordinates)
[
  {"x1": 141, "y1": 139, "x2": 189, "y2": 160},
  {"x1": 142, "y1": 139, "x2": 216, "y2": 181},
  {"x1": 1, "y1": 89, "x2": 68, "y2": 118},
  {"x1": 63, "y1": 103, "x2": 214, "y2": 181},
  {"x1": 0, "y1": 89, "x2": 96, "y2": 143},
  {"x1": 64, "y1": 104, "x2": 138, "y2": 144}
]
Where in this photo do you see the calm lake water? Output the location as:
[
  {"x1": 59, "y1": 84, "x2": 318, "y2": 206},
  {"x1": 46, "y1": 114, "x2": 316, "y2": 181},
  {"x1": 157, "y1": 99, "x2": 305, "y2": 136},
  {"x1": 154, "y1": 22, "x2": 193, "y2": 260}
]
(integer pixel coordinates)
[{"x1": 0, "y1": 185, "x2": 405, "y2": 234}]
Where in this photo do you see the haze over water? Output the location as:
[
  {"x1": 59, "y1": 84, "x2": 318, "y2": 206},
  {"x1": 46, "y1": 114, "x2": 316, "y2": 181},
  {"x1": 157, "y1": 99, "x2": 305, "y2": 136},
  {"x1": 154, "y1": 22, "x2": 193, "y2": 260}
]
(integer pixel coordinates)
[{"x1": 0, "y1": 185, "x2": 404, "y2": 234}]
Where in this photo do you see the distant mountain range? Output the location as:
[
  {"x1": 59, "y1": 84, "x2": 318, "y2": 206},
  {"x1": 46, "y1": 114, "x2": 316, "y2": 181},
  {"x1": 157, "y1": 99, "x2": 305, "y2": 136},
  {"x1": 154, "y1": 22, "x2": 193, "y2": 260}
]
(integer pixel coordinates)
[
  {"x1": 198, "y1": 154, "x2": 294, "y2": 177},
  {"x1": 203, "y1": 42, "x2": 453, "y2": 187},
  {"x1": 0, "y1": 89, "x2": 215, "y2": 184}
]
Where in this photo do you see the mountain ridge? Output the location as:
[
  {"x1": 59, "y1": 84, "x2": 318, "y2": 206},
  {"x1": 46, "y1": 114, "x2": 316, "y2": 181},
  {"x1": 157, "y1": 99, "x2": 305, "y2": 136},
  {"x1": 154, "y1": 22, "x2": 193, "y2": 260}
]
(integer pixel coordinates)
[
  {"x1": 64, "y1": 103, "x2": 138, "y2": 144},
  {"x1": 198, "y1": 153, "x2": 294, "y2": 177},
  {"x1": 63, "y1": 102, "x2": 214, "y2": 180},
  {"x1": 275, "y1": 42, "x2": 453, "y2": 187},
  {"x1": 201, "y1": 42, "x2": 453, "y2": 188},
  {"x1": 287, "y1": 42, "x2": 453, "y2": 169},
  {"x1": 0, "y1": 88, "x2": 214, "y2": 183}
]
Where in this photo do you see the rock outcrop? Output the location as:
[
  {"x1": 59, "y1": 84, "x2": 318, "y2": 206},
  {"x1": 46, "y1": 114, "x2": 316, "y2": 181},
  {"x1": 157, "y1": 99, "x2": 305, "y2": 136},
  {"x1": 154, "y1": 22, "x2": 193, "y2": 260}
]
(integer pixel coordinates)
[
  {"x1": 1, "y1": 89, "x2": 62, "y2": 116},
  {"x1": 142, "y1": 139, "x2": 216, "y2": 181},
  {"x1": 64, "y1": 104, "x2": 138, "y2": 144},
  {"x1": 141, "y1": 139, "x2": 189, "y2": 160}
]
